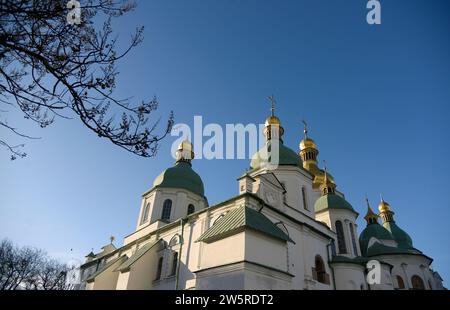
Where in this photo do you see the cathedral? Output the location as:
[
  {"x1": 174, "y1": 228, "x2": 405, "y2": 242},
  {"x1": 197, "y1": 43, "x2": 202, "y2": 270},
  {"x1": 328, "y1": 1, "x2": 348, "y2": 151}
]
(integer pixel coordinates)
[{"x1": 79, "y1": 106, "x2": 445, "y2": 290}]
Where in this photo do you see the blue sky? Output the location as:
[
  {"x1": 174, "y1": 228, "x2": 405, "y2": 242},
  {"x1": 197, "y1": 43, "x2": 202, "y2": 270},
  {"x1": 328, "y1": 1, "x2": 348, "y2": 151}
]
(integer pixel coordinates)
[{"x1": 1, "y1": 0, "x2": 449, "y2": 284}]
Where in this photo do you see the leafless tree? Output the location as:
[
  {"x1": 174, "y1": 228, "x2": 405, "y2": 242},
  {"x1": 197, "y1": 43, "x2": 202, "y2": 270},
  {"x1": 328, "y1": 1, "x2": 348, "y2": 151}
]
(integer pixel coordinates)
[
  {"x1": 0, "y1": 239, "x2": 73, "y2": 290},
  {"x1": 0, "y1": 0, "x2": 174, "y2": 160}
]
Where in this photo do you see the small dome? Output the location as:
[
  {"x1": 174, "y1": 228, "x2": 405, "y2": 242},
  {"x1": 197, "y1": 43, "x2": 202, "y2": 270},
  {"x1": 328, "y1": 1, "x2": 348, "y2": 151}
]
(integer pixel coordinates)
[
  {"x1": 299, "y1": 138, "x2": 317, "y2": 150},
  {"x1": 178, "y1": 139, "x2": 193, "y2": 152},
  {"x1": 265, "y1": 116, "x2": 281, "y2": 126},
  {"x1": 153, "y1": 161, "x2": 205, "y2": 197},
  {"x1": 359, "y1": 224, "x2": 394, "y2": 256},
  {"x1": 314, "y1": 194, "x2": 355, "y2": 213},
  {"x1": 250, "y1": 141, "x2": 301, "y2": 169}
]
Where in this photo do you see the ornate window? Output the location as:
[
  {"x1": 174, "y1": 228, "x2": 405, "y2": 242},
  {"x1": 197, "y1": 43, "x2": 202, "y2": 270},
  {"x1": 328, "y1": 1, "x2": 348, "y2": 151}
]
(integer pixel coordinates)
[
  {"x1": 349, "y1": 223, "x2": 358, "y2": 256},
  {"x1": 411, "y1": 275, "x2": 425, "y2": 290},
  {"x1": 155, "y1": 257, "x2": 163, "y2": 280},
  {"x1": 161, "y1": 199, "x2": 172, "y2": 221},
  {"x1": 187, "y1": 204, "x2": 195, "y2": 215},
  {"x1": 335, "y1": 220, "x2": 347, "y2": 254},
  {"x1": 141, "y1": 203, "x2": 150, "y2": 224},
  {"x1": 301, "y1": 187, "x2": 308, "y2": 210},
  {"x1": 396, "y1": 275, "x2": 405, "y2": 289}
]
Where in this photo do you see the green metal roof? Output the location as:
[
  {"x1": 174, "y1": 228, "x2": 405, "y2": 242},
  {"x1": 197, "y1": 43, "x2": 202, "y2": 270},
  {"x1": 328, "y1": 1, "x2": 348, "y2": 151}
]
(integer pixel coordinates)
[
  {"x1": 86, "y1": 255, "x2": 127, "y2": 282},
  {"x1": 382, "y1": 221, "x2": 413, "y2": 249},
  {"x1": 197, "y1": 205, "x2": 294, "y2": 243},
  {"x1": 115, "y1": 239, "x2": 163, "y2": 272},
  {"x1": 359, "y1": 223, "x2": 394, "y2": 256},
  {"x1": 330, "y1": 255, "x2": 369, "y2": 266},
  {"x1": 314, "y1": 193, "x2": 356, "y2": 213},
  {"x1": 366, "y1": 242, "x2": 412, "y2": 257},
  {"x1": 250, "y1": 140, "x2": 301, "y2": 169},
  {"x1": 153, "y1": 161, "x2": 204, "y2": 197}
]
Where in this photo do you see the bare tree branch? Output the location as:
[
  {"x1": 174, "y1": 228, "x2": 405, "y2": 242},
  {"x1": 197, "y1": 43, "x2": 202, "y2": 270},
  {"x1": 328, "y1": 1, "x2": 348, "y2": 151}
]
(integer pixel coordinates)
[{"x1": 0, "y1": 0, "x2": 174, "y2": 160}]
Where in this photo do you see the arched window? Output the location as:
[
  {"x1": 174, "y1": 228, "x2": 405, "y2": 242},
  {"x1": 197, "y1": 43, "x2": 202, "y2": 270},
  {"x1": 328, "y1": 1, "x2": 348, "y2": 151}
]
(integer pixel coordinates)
[
  {"x1": 301, "y1": 187, "x2": 308, "y2": 211},
  {"x1": 411, "y1": 275, "x2": 425, "y2": 290},
  {"x1": 170, "y1": 252, "x2": 178, "y2": 276},
  {"x1": 335, "y1": 220, "x2": 347, "y2": 254},
  {"x1": 161, "y1": 199, "x2": 172, "y2": 221},
  {"x1": 396, "y1": 275, "x2": 405, "y2": 289},
  {"x1": 187, "y1": 204, "x2": 195, "y2": 215},
  {"x1": 349, "y1": 223, "x2": 358, "y2": 256},
  {"x1": 141, "y1": 203, "x2": 150, "y2": 224},
  {"x1": 155, "y1": 257, "x2": 163, "y2": 280},
  {"x1": 313, "y1": 255, "x2": 327, "y2": 284}
]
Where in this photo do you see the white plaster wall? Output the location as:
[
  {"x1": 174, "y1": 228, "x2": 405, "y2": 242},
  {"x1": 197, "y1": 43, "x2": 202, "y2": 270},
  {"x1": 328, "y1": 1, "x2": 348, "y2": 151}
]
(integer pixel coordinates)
[
  {"x1": 199, "y1": 232, "x2": 245, "y2": 269},
  {"x1": 332, "y1": 263, "x2": 367, "y2": 290}
]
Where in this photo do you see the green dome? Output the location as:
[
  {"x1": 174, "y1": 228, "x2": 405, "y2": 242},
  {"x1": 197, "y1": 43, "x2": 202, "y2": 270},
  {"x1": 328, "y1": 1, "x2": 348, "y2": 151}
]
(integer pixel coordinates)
[
  {"x1": 359, "y1": 223, "x2": 394, "y2": 256},
  {"x1": 314, "y1": 194, "x2": 355, "y2": 213},
  {"x1": 153, "y1": 161, "x2": 205, "y2": 197},
  {"x1": 250, "y1": 141, "x2": 301, "y2": 169},
  {"x1": 366, "y1": 242, "x2": 412, "y2": 257},
  {"x1": 383, "y1": 221, "x2": 413, "y2": 249}
]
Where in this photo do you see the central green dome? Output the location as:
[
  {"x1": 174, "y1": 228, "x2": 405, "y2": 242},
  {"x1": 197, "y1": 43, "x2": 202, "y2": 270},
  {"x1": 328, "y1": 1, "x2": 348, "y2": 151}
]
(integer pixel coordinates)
[
  {"x1": 359, "y1": 224, "x2": 394, "y2": 256},
  {"x1": 153, "y1": 161, "x2": 205, "y2": 197},
  {"x1": 250, "y1": 141, "x2": 301, "y2": 169},
  {"x1": 314, "y1": 194, "x2": 356, "y2": 214},
  {"x1": 383, "y1": 221, "x2": 413, "y2": 249}
]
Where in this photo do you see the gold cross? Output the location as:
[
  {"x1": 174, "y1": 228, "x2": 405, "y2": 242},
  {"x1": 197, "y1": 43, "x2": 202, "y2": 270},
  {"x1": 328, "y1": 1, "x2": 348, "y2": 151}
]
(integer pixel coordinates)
[
  {"x1": 268, "y1": 95, "x2": 276, "y2": 116},
  {"x1": 302, "y1": 120, "x2": 308, "y2": 138}
]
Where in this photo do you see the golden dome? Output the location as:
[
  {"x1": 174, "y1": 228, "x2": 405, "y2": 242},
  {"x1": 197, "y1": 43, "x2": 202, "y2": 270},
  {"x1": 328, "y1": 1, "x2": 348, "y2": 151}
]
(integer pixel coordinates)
[
  {"x1": 378, "y1": 198, "x2": 391, "y2": 213},
  {"x1": 300, "y1": 138, "x2": 317, "y2": 150},
  {"x1": 178, "y1": 139, "x2": 193, "y2": 152},
  {"x1": 265, "y1": 115, "x2": 281, "y2": 126}
]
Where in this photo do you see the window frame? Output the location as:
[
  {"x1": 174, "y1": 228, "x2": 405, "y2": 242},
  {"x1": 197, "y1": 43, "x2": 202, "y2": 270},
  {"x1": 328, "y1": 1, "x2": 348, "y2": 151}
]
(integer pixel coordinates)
[{"x1": 161, "y1": 199, "x2": 172, "y2": 221}]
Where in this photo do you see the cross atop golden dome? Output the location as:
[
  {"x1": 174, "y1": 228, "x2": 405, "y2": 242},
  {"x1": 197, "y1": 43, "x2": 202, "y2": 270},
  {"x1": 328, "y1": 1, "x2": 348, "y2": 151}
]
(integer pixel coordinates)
[
  {"x1": 265, "y1": 95, "x2": 282, "y2": 126},
  {"x1": 263, "y1": 95, "x2": 284, "y2": 140}
]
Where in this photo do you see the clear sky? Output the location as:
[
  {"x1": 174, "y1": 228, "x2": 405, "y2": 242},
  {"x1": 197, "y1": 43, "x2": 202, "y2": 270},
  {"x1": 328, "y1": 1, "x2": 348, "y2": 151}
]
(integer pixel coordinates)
[{"x1": 1, "y1": 0, "x2": 449, "y2": 284}]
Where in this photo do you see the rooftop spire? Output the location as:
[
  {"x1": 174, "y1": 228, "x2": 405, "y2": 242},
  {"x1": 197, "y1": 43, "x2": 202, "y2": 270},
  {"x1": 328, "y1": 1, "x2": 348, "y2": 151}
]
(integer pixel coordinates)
[{"x1": 364, "y1": 196, "x2": 379, "y2": 225}]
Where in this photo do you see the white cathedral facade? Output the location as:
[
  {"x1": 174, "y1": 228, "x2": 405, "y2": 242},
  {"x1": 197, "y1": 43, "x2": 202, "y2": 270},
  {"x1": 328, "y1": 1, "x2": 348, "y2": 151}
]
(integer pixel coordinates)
[{"x1": 79, "y1": 108, "x2": 445, "y2": 290}]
